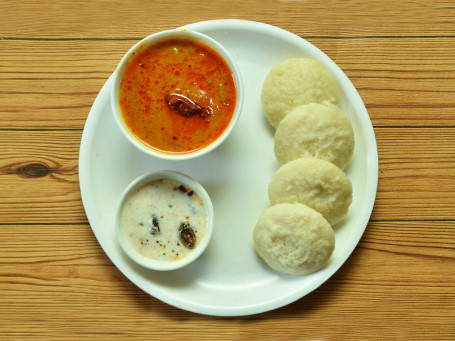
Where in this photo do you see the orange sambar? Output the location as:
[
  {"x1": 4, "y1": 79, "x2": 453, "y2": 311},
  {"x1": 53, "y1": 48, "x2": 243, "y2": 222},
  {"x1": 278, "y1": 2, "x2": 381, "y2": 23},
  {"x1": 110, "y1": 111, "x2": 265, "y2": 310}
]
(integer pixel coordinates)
[{"x1": 119, "y1": 38, "x2": 237, "y2": 154}]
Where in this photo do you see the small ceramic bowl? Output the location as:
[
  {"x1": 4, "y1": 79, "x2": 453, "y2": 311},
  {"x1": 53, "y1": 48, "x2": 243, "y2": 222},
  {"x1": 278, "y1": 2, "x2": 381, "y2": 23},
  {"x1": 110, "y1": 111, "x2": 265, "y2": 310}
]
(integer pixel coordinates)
[
  {"x1": 111, "y1": 29, "x2": 244, "y2": 160},
  {"x1": 115, "y1": 170, "x2": 214, "y2": 271}
]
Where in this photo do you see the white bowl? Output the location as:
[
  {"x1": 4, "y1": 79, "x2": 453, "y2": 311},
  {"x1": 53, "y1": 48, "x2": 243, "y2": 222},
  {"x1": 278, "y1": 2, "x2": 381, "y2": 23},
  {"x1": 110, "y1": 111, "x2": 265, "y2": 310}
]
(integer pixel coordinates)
[
  {"x1": 115, "y1": 170, "x2": 214, "y2": 271},
  {"x1": 111, "y1": 29, "x2": 244, "y2": 160}
]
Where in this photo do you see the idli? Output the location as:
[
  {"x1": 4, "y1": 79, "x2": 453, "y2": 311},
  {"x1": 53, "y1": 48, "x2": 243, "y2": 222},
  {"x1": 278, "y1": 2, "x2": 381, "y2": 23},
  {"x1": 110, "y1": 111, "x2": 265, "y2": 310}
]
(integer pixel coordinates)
[
  {"x1": 274, "y1": 103, "x2": 355, "y2": 169},
  {"x1": 261, "y1": 58, "x2": 339, "y2": 128},
  {"x1": 268, "y1": 158, "x2": 352, "y2": 225},
  {"x1": 253, "y1": 203, "x2": 335, "y2": 275}
]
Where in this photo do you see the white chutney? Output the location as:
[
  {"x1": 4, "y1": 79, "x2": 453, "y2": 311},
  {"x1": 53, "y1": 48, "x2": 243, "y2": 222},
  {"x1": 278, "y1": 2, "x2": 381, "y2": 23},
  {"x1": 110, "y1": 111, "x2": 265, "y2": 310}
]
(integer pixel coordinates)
[{"x1": 120, "y1": 178, "x2": 207, "y2": 262}]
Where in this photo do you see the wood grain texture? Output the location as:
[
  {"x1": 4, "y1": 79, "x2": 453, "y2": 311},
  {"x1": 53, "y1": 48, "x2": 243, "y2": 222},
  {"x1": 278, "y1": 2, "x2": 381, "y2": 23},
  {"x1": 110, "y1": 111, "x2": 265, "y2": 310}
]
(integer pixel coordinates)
[
  {"x1": 0, "y1": 129, "x2": 453, "y2": 222},
  {"x1": 0, "y1": 0, "x2": 454, "y2": 38},
  {"x1": 0, "y1": 222, "x2": 453, "y2": 340},
  {"x1": 0, "y1": 0, "x2": 454, "y2": 339},
  {"x1": 0, "y1": 130, "x2": 85, "y2": 224},
  {"x1": 373, "y1": 127, "x2": 455, "y2": 220},
  {"x1": 1, "y1": 38, "x2": 454, "y2": 129}
]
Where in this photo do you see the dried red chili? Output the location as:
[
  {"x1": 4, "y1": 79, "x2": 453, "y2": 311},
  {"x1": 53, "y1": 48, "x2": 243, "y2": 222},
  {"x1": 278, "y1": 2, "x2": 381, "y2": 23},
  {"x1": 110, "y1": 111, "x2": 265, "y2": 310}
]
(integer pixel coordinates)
[{"x1": 165, "y1": 93, "x2": 211, "y2": 118}]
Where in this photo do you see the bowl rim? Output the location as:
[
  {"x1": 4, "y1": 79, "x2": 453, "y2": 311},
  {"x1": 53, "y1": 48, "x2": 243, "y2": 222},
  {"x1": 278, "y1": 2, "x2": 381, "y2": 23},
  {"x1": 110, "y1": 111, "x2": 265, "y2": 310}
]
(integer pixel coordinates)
[
  {"x1": 115, "y1": 170, "x2": 215, "y2": 271},
  {"x1": 111, "y1": 29, "x2": 244, "y2": 161}
]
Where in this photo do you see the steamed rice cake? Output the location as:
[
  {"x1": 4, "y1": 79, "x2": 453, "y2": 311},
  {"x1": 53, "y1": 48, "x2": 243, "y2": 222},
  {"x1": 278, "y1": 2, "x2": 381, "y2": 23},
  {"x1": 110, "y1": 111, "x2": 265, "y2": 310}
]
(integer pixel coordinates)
[
  {"x1": 268, "y1": 157, "x2": 352, "y2": 225},
  {"x1": 261, "y1": 58, "x2": 339, "y2": 128},
  {"x1": 253, "y1": 203, "x2": 335, "y2": 275},
  {"x1": 274, "y1": 103, "x2": 355, "y2": 169}
]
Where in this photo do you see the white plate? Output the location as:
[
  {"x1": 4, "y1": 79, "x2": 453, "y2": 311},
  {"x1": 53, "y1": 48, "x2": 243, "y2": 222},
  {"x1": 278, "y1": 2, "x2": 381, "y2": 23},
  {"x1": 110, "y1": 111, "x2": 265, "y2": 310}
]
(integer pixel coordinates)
[{"x1": 79, "y1": 19, "x2": 378, "y2": 316}]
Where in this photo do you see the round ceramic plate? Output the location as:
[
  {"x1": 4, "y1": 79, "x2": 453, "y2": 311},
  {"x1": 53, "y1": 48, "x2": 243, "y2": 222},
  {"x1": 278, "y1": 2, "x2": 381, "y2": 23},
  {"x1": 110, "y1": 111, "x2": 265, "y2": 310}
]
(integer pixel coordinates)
[{"x1": 79, "y1": 19, "x2": 378, "y2": 316}]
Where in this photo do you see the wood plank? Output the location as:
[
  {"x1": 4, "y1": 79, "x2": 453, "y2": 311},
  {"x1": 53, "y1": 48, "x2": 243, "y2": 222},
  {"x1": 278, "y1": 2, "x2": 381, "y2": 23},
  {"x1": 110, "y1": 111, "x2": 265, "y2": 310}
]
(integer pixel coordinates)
[
  {"x1": 1, "y1": 38, "x2": 454, "y2": 129},
  {"x1": 0, "y1": 40, "x2": 129, "y2": 129},
  {"x1": 0, "y1": 221, "x2": 453, "y2": 339},
  {"x1": 2, "y1": 0, "x2": 453, "y2": 339},
  {"x1": 0, "y1": 0, "x2": 454, "y2": 39},
  {"x1": 0, "y1": 130, "x2": 87, "y2": 224},
  {"x1": 313, "y1": 38, "x2": 455, "y2": 127},
  {"x1": 0, "y1": 128, "x2": 454, "y2": 223},
  {"x1": 372, "y1": 127, "x2": 455, "y2": 220}
]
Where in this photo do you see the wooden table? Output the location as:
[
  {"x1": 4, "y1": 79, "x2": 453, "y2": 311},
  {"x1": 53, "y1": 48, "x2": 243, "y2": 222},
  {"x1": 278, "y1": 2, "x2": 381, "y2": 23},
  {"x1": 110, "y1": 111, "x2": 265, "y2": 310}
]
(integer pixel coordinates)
[{"x1": 1, "y1": 1, "x2": 454, "y2": 339}]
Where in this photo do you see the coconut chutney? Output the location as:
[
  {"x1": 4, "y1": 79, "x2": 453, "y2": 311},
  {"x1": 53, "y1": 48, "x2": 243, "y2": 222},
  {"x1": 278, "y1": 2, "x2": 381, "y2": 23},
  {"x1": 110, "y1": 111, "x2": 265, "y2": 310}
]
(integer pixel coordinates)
[{"x1": 119, "y1": 178, "x2": 207, "y2": 262}]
